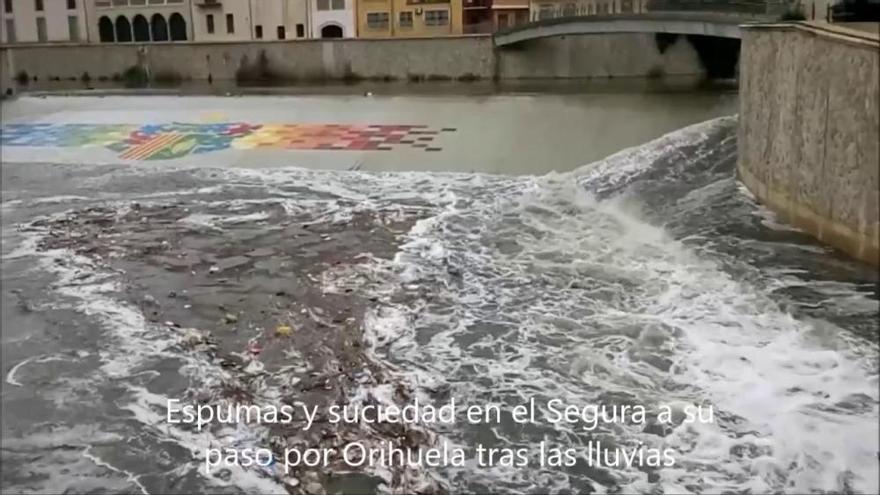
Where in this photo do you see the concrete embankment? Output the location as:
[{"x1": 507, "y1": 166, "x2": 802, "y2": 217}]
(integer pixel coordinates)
[
  {"x1": 738, "y1": 22, "x2": 879, "y2": 265},
  {"x1": 0, "y1": 37, "x2": 496, "y2": 84},
  {"x1": 0, "y1": 32, "x2": 710, "y2": 86}
]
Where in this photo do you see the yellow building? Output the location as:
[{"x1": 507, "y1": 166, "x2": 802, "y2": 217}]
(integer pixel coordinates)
[{"x1": 357, "y1": 0, "x2": 463, "y2": 38}]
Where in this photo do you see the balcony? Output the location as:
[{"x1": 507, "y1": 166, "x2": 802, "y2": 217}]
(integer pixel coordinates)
[
  {"x1": 463, "y1": 0, "x2": 491, "y2": 9},
  {"x1": 194, "y1": 0, "x2": 222, "y2": 8},
  {"x1": 96, "y1": 0, "x2": 185, "y2": 7}
]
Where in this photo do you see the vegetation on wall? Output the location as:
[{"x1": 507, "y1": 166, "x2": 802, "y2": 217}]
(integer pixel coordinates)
[{"x1": 122, "y1": 65, "x2": 149, "y2": 88}]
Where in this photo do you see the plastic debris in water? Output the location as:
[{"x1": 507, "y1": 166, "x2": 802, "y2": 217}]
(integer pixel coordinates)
[
  {"x1": 224, "y1": 313, "x2": 238, "y2": 324},
  {"x1": 247, "y1": 339, "x2": 262, "y2": 356},
  {"x1": 275, "y1": 324, "x2": 293, "y2": 337}
]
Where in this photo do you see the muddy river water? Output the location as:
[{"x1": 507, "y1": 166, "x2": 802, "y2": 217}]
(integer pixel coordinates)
[{"x1": 1, "y1": 85, "x2": 877, "y2": 494}]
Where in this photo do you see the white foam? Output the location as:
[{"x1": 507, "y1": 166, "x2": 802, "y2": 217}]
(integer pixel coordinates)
[
  {"x1": 7, "y1": 116, "x2": 876, "y2": 494},
  {"x1": 352, "y1": 118, "x2": 879, "y2": 493}
]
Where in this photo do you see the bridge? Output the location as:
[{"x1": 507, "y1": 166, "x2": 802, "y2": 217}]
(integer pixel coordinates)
[{"x1": 494, "y1": 11, "x2": 771, "y2": 46}]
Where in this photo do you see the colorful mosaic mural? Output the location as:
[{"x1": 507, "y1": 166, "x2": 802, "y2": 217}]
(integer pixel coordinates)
[{"x1": 0, "y1": 123, "x2": 455, "y2": 161}]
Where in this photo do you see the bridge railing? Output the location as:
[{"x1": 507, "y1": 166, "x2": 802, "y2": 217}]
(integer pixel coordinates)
[
  {"x1": 646, "y1": 0, "x2": 790, "y2": 15},
  {"x1": 530, "y1": 0, "x2": 790, "y2": 20}
]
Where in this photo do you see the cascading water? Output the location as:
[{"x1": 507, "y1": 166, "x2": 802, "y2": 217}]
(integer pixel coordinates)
[
  {"x1": 356, "y1": 116, "x2": 880, "y2": 493},
  {"x1": 1, "y1": 116, "x2": 876, "y2": 494}
]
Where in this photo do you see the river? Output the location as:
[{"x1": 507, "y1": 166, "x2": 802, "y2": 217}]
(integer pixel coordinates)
[{"x1": 1, "y1": 84, "x2": 877, "y2": 494}]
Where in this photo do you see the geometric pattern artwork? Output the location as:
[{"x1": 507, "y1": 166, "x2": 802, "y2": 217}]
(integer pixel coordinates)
[{"x1": 0, "y1": 122, "x2": 456, "y2": 161}]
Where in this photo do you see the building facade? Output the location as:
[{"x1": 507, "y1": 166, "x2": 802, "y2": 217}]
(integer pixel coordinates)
[
  {"x1": 310, "y1": 0, "x2": 356, "y2": 38},
  {"x1": 2, "y1": 0, "x2": 89, "y2": 43},
  {"x1": 357, "y1": 0, "x2": 464, "y2": 38},
  {"x1": 190, "y1": 0, "x2": 310, "y2": 42}
]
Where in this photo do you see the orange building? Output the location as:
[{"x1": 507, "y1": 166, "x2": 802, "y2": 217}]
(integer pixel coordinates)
[{"x1": 357, "y1": 0, "x2": 464, "y2": 38}]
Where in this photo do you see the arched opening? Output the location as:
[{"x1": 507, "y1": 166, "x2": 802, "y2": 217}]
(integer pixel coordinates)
[
  {"x1": 115, "y1": 16, "x2": 132, "y2": 42},
  {"x1": 151, "y1": 14, "x2": 168, "y2": 41},
  {"x1": 98, "y1": 16, "x2": 114, "y2": 43},
  {"x1": 169, "y1": 13, "x2": 187, "y2": 41},
  {"x1": 133, "y1": 15, "x2": 150, "y2": 41},
  {"x1": 320, "y1": 24, "x2": 343, "y2": 38}
]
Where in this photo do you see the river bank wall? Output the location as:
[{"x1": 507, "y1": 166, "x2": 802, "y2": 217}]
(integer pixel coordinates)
[
  {"x1": 0, "y1": 33, "x2": 707, "y2": 87},
  {"x1": 737, "y1": 22, "x2": 879, "y2": 265}
]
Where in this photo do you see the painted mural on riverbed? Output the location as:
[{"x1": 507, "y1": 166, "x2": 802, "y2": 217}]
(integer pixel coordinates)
[{"x1": 0, "y1": 123, "x2": 454, "y2": 160}]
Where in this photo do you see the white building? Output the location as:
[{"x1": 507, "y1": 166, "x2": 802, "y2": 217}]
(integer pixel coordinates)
[
  {"x1": 2, "y1": 0, "x2": 357, "y2": 44},
  {"x1": 309, "y1": 0, "x2": 355, "y2": 38},
  {"x1": 2, "y1": 0, "x2": 89, "y2": 43},
  {"x1": 191, "y1": 0, "x2": 310, "y2": 42}
]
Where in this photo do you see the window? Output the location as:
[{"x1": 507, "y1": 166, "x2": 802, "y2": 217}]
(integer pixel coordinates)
[
  {"x1": 36, "y1": 17, "x2": 46, "y2": 41},
  {"x1": 68, "y1": 16, "x2": 79, "y2": 40},
  {"x1": 206, "y1": 14, "x2": 214, "y2": 34},
  {"x1": 4, "y1": 19, "x2": 15, "y2": 43},
  {"x1": 255, "y1": 24, "x2": 262, "y2": 39},
  {"x1": 225, "y1": 13, "x2": 233, "y2": 33},
  {"x1": 425, "y1": 9, "x2": 449, "y2": 26},
  {"x1": 366, "y1": 12, "x2": 389, "y2": 29},
  {"x1": 4, "y1": 0, "x2": 11, "y2": 14},
  {"x1": 169, "y1": 12, "x2": 186, "y2": 40},
  {"x1": 317, "y1": 0, "x2": 344, "y2": 11},
  {"x1": 399, "y1": 11, "x2": 412, "y2": 28},
  {"x1": 67, "y1": 0, "x2": 76, "y2": 9},
  {"x1": 277, "y1": 25, "x2": 285, "y2": 39},
  {"x1": 35, "y1": 0, "x2": 44, "y2": 11},
  {"x1": 296, "y1": 23, "x2": 304, "y2": 37}
]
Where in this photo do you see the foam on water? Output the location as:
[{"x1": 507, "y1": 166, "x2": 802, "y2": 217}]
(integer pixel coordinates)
[
  {"x1": 4, "y1": 116, "x2": 877, "y2": 494},
  {"x1": 5, "y1": 215, "x2": 291, "y2": 494},
  {"x1": 350, "y1": 117, "x2": 879, "y2": 493}
]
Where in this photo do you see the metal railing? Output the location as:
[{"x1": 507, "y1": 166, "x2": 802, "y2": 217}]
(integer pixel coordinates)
[
  {"x1": 647, "y1": 0, "x2": 789, "y2": 15},
  {"x1": 530, "y1": 0, "x2": 790, "y2": 20}
]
